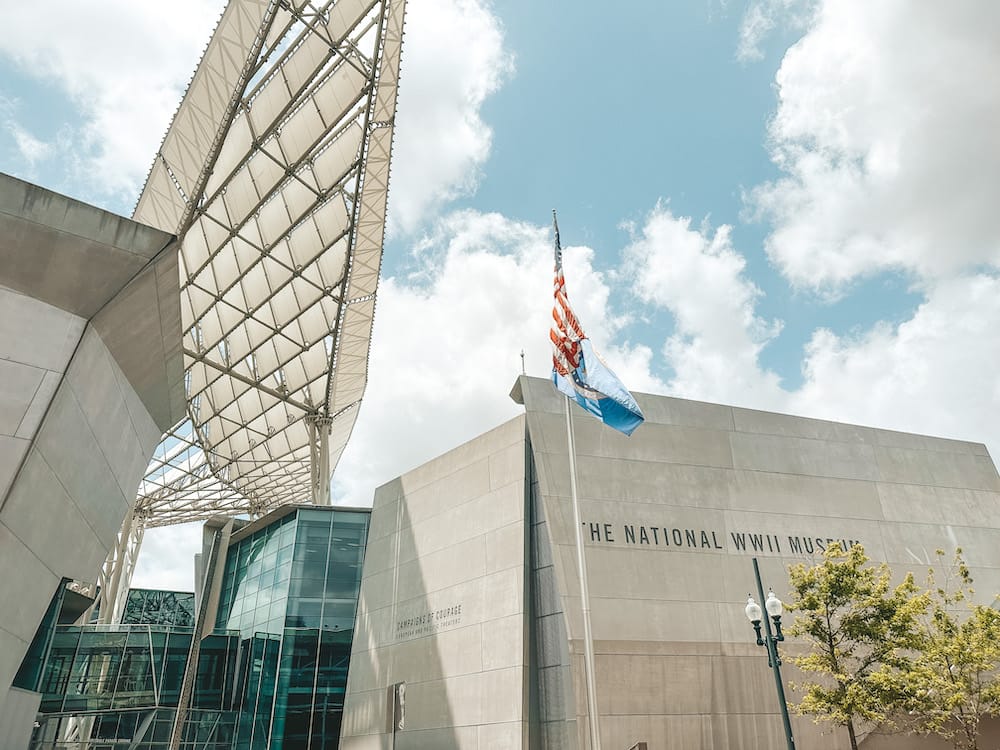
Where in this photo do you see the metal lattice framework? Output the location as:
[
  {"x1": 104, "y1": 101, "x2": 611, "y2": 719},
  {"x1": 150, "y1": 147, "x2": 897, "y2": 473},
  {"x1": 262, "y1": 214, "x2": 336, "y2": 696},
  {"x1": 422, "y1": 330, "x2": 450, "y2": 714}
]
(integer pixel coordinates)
[{"x1": 126, "y1": 0, "x2": 405, "y2": 531}]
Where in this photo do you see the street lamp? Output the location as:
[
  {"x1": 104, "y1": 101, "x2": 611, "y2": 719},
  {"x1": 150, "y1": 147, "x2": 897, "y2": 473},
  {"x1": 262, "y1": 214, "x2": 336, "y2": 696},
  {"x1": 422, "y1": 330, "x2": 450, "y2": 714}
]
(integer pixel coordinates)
[{"x1": 744, "y1": 557, "x2": 796, "y2": 750}]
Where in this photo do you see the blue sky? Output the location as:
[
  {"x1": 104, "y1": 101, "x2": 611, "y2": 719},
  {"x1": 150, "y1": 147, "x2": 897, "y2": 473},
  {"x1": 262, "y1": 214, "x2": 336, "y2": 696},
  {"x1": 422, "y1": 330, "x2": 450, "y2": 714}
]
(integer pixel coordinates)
[{"x1": 2, "y1": 0, "x2": 998, "y2": 588}]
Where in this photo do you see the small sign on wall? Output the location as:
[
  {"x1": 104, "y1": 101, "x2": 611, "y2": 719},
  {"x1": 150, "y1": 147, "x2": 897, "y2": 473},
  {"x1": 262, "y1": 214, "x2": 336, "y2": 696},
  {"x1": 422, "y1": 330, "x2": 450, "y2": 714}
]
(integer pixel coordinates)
[{"x1": 386, "y1": 681, "x2": 405, "y2": 734}]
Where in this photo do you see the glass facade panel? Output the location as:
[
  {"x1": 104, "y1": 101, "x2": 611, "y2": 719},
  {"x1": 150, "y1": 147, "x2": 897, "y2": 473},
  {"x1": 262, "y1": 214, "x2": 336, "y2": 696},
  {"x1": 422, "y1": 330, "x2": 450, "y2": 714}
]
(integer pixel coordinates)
[
  {"x1": 32, "y1": 708, "x2": 237, "y2": 750},
  {"x1": 216, "y1": 512, "x2": 292, "y2": 636},
  {"x1": 121, "y1": 589, "x2": 196, "y2": 626},
  {"x1": 26, "y1": 506, "x2": 369, "y2": 750}
]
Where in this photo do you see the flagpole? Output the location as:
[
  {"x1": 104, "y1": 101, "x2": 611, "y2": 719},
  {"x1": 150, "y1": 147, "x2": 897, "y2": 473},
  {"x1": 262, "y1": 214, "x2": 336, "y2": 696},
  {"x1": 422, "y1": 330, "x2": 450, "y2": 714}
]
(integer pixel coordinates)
[{"x1": 564, "y1": 394, "x2": 603, "y2": 750}]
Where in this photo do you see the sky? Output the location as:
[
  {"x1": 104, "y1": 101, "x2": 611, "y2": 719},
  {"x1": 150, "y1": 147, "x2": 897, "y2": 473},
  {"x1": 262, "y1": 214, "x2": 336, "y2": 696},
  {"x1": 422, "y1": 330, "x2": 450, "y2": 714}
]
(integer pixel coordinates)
[{"x1": 1, "y1": 0, "x2": 998, "y2": 590}]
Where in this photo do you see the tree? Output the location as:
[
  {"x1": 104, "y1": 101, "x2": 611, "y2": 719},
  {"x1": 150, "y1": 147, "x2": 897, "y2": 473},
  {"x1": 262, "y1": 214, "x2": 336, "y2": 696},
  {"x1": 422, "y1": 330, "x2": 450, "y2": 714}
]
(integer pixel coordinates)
[
  {"x1": 786, "y1": 543, "x2": 927, "y2": 750},
  {"x1": 903, "y1": 550, "x2": 1000, "y2": 750}
]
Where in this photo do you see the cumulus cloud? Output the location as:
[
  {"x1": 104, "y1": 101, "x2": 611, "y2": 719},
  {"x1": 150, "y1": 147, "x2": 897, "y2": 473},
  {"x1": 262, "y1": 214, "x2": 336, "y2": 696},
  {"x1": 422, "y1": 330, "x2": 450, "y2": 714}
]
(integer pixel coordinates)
[
  {"x1": 620, "y1": 204, "x2": 1000, "y2": 461},
  {"x1": 623, "y1": 204, "x2": 784, "y2": 408},
  {"x1": 8, "y1": 123, "x2": 52, "y2": 165},
  {"x1": 750, "y1": 0, "x2": 1000, "y2": 291},
  {"x1": 790, "y1": 274, "x2": 1000, "y2": 449},
  {"x1": 388, "y1": 0, "x2": 514, "y2": 234},
  {"x1": 0, "y1": 0, "x2": 224, "y2": 206}
]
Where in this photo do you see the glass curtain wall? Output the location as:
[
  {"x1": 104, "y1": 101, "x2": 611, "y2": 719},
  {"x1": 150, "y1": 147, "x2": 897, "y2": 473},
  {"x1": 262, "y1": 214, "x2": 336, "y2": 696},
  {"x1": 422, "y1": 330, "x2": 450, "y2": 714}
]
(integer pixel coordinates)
[
  {"x1": 30, "y1": 708, "x2": 237, "y2": 750},
  {"x1": 215, "y1": 508, "x2": 369, "y2": 750},
  {"x1": 26, "y1": 506, "x2": 369, "y2": 750},
  {"x1": 28, "y1": 626, "x2": 241, "y2": 750},
  {"x1": 13, "y1": 578, "x2": 68, "y2": 693},
  {"x1": 216, "y1": 512, "x2": 295, "y2": 636},
  {"x1": 35, "y1": 626, "x2": 239, "y2": 714}
]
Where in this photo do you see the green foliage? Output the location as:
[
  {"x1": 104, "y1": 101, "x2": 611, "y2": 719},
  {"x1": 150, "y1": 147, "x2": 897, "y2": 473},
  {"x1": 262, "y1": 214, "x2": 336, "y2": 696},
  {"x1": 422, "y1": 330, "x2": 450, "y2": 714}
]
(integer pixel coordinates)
[
  {"x1": 902, "y1": 550, "x2": 1000, "y2": 750},
  {"x1": 786, "y1": 543, "x2": 928, "y2": 749}
]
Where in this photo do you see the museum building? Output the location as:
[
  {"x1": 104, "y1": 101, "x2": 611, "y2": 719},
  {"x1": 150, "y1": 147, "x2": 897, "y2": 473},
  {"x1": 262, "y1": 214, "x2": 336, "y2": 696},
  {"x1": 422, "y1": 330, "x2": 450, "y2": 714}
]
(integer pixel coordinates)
[
  {"x1": 11, "y1": 375, "x2": 1000, "y2": 749},
  {"x1": 339, "y1": 375, "x2": 1000, "y2": 750}
]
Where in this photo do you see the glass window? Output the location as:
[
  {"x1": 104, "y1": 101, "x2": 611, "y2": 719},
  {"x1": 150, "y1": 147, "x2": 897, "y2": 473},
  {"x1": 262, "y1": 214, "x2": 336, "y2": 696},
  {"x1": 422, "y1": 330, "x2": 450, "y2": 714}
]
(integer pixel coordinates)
[
  {"x1": 241, "y1": 593, "x2": 258, "y2": 616},
  {"x1": 285, "y1": 600, "x2": 322, "y2": 629},
  {"x1": 261, "y1": 550, "x2": 278, "y2": 573},
  {"x1": 324, "y1": 574, "x2": 359, "y2": 600},
  {"x1": 257, "y1": 585, "x2": 273, "y2": 609},
  {"x1": 290, "y1": 577, "x2": 324, "y2": 599},
  {"x1": 269, "y1": 598, "x2": 287, "y2": 622},
  {"x1": 276, "y1": 544, "x2": 293, "y2": 569},
  {"x1": 236, "y1": 542, "x2": 250, "y2": 570}
]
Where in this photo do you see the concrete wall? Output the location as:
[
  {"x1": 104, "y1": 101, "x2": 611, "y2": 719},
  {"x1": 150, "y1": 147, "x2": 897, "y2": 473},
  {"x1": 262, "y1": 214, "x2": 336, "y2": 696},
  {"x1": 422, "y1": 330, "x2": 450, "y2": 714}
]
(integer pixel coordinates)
[
  {"x1": 346, "y1": 377, "x2": 1000, "y2": 750},
  {"x1": 0, "y1": 688, "x2": 42, "y2": 749},
  {"x1": 0, "y1": 174, "x2": 183, "y2": 730},
  {"x1": 342, "y1": 417, "x2": 533, "y2": 750},
  {"x1": 516, "y1": 375, "x2": 1000, "y2": 750}
]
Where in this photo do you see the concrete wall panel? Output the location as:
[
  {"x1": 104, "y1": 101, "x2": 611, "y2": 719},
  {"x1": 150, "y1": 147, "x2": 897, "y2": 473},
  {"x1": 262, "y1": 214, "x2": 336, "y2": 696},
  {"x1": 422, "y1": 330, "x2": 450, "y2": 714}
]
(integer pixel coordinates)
[
  {"x1": 0, "y1": 687, "x2": 42, "y2": 750},
  {"x1": 0, "y1": 616, "x2": 30, "y2": 701},
  {"x1": 0, "y1": 175, "x2": 182, "y2": 726},
  {"x1": 65, "y1": 327, "x2": 151, "y2": 494},
  {"x1": 732, "y1": 405, "x2": 873, "y2": 444},
  {"x1": 0, "y1": 359, "x2": 46, "y2": 435},
  {"x1": 0, "y1": 287, "x2": 86, "y2": 373},
  {"x1": 32, "y1": 381, "x2": 131, "y2": 549},
  {"x1": 2, "y1": 447, "x2": 109, "y2": 577},
  {"x1": 730, "y1": 430, "x2": 881, "y2": 481},
  {"x1": 0, "y1": 524, "x2": 59, "y2": 646},
  {"x1": 343, "y1": 416, "x2": 530, "y2": 750},
  {"x1": 0, "y1": 434, "x2": 29, "y2": 501},
  {"x1": 0, "y1": 175, "x2": 172, "y2": 318},
  {"x1": 877, "y1": 482, "x2": 1000, "y2": 527},
  {"x1": 13, "y1": 372, "x2": 62, "y2": 441}
]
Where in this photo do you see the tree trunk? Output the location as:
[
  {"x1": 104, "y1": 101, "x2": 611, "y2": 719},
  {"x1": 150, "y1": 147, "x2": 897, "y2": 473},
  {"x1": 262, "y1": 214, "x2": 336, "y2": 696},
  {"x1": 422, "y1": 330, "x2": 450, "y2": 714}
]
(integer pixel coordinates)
[{"x1": 847, "y1": 719, "x2": 859, "y2": 750}]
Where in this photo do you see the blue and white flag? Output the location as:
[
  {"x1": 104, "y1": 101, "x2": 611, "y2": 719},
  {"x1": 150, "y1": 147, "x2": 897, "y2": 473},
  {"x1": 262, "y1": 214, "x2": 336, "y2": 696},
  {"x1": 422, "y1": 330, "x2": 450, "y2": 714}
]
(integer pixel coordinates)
[{"x1": 549, "y1": 213, "x2": 644, "y2": 436}]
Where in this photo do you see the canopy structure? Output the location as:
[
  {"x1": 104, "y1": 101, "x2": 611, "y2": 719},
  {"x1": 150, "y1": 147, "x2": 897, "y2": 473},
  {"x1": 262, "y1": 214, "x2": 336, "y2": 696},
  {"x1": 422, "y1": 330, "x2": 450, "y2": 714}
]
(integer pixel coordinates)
[{"x1": 92, "y1": 0, "x2": 405, "y2": 622}]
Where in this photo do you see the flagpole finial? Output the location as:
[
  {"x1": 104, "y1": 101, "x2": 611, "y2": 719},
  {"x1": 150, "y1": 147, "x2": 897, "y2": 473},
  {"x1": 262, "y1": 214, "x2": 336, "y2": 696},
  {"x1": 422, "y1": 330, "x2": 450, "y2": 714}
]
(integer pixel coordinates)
[{"x1": 520, "y1": 349, "x2": 526, "y2": 375}]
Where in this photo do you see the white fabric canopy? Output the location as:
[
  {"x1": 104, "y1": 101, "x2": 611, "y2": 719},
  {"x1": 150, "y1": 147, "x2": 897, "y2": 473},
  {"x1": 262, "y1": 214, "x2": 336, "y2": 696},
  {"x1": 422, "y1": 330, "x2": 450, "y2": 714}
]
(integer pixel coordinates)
[{"x1": 132, "y1": 0, "x2": 405, "y2": 526}]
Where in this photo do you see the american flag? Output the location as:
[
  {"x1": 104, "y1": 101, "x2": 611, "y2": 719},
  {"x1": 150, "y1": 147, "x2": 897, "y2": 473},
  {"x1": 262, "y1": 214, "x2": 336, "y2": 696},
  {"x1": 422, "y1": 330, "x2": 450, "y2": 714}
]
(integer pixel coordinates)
[
  {"x1": 550, "y1": 211, "x2": 586, "y2": 378},
  {"x1": 548, "y1": 210, "x2": 644, "y2": 436}
]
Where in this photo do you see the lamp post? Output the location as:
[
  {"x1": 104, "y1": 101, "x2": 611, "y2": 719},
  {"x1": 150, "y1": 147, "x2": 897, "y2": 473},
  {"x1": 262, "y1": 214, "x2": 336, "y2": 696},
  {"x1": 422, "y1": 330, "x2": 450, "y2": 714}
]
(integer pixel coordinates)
[{"x1": 744, "y1": 557, "x2": 796, "y2": 750}]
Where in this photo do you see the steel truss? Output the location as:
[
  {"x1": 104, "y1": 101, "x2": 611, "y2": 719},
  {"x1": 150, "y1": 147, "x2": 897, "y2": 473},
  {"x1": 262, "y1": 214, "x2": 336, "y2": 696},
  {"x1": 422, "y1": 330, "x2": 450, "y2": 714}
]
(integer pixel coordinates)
[{"x1": 92, "y1": 0, "x2": 405, "y2": 624}]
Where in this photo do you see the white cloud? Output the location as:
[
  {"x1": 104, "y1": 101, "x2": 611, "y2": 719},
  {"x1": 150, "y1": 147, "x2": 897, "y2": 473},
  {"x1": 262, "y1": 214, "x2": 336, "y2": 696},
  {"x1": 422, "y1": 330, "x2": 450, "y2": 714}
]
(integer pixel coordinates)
[
  {"x1": 8, "y1": 123, "x2": 52, "y2": 164},
  {"x1": 623, "y1": 204, "x2": 785, "y2": 408},
  {"x1": 621, "y1": 205, "x2": 1000, "y2": 463},
  {"x1": 750, "y1": 0, "x2": 1000, "y2": 290},
  {"x1": 387, "y1": 0, "x2": 513, "y2": 234},
  {"x1": 736, "y1": 0, "x2": 816, "y2": 62},
  {"x1": 790, "y1": 274, "x2": 1000, "y2": 451},
  {"x1": 0, "y1": 0, "x2": 224, "y2": 205},
  {"x1": 132, "y1": 522, "x2": 204, "y2": 591}
]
